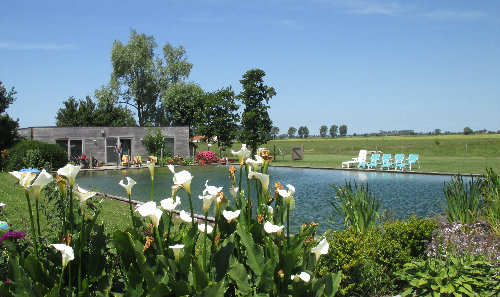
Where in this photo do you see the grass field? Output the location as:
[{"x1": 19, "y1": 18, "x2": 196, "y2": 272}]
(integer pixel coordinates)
[{"x1": 198, "y1": 134, "x2": 500, "y2": 174}]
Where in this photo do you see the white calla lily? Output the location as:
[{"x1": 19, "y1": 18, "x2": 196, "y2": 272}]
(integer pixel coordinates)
[
  {"x1": 52, "y1": 244, "x2": 75, "y2": 267},
  {"x1": 222, "y1": 210, "x2": 241, "y2": 222},
  {"x1": 198, "y1": 223, "x2": 213, "y2": 234},
  {"x1": 72, "y1": 185, "x2": 97, "y2": 212},
  {"x1": 119, "y1": 177, "x2": 136, "y2": 196},
  {"x1": 229, "y1": 186, "x2": 239, "y2": 200},
  {"x1": 135, "y1": 201, "x2": 163, "y2": 228},
  {"x1": 147, "y1": 161, "x2": 155, "y2": 180},
  {"x1": 57, "y1": 164, "x2": 81, "y2": 186},
  {"x1": 30, "y1": 169, "x2": 53, "y2": 199},
  {"x1": 264, "y1": 221, "x2": 284, "y2": 234},
  {"x1": 9, "y1": 171, "x2": 36, "y2": 190},
  {"x1": 173, "y1": 170, "x2": 193, "y2": 195},
  {"x1": 169, "y1": 244, "x2": 184, "y2": 261},
  {"x1": 160, "y1": 196, "x2": 181, "y2": 212},
  {"x1": 291, "y1": 272, "x2": 311, "y2": 282},
  {"x1": 278, "y1": 184, "x2": 296, "y2": 204},
  {"x1": 231, "y1": 144, "x2": 251, "y2": 163},
  {"x1": 248, "y1": 168, "x2": 269, "y2": 193},
  {"x1": 311, "y1": 237, "x2": 329, "y2": 261},
  {"x1": 199, "y1": 194, "x2": 215, "y2": 214},
  {"x1": 179, "y1": 210, "x2": 195, "y2": 223}
]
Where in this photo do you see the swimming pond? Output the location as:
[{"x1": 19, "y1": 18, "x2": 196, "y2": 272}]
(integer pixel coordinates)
[{"x1": 77, "y1": 166, "x2": 457, "y2": 234}]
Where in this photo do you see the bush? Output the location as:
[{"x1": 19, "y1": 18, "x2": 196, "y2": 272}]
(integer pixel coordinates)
[
  {"x1": 6, "y1": 140, "x2": 67, "y2": 171},
  {"x1": 316, "y1": 226, "x2": 411, "y2": 296},
  {"x1": 195, "y1": 150, "x2": 219, "y2": 164}
]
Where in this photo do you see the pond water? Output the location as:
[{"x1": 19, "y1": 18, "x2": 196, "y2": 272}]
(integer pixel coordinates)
[{"x1": 77, "y1": 166, "x2": 457, "y2": 234}]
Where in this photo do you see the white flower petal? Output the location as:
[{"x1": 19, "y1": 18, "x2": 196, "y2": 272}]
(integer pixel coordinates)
[
  {"x1": 222, "y1": 210, "x2": 241, "y2": 222},
  {"x1": 198, "y1": 223, "x2": 213, "y2": 234},
  {"x1": 264, "y1": 221, "x2": 284, "y2": 234}
]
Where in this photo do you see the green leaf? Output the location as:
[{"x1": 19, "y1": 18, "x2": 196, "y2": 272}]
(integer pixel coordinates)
[
  {"x1": 173, "y1": 280, "x2": 191, "y2": 296},
  {"x1": 236, "y1": 223, "x2": 264, "y2": 276},
  {"x1": 6, "y1": 253, "x2": 35, "y2": 297},
  {"x1": 149, "y1": 283, "x2": 170, "y2": 297},
  {"x1": 198, "y1": 280, "x2": 227, "y2": 297},
  {"x1": 313, "y1": 271, "x2": 341, "y2": 297},
  {"x1": 214, "y1": 234, "x2": 235, "y2": 282},
  {"x1": 192, "y1": 258, "x2": 209, "y2": 293},
  {"x1": 228, "y1": 263, "x2": 252, "y2": 295}
]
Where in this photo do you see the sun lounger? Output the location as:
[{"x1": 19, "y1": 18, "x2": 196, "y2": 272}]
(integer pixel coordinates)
[
  {"x1": 395, "y1": 154, "x2": 419, "y2": 171},
  {"x1": 342, "y1": 150, "x2": 367, "y2": 168},
  {"x1": 366, "y1": 154, "x2": 381, "y2": 169}
]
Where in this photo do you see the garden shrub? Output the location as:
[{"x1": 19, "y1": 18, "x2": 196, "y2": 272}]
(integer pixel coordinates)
[
  {"x1": 316, "y1": 226, "x2": 411, "y2": 296},
  {"x1": 195, "y1": 150, "x2": 219, "y2": 164},
  {"x1": 6, "y1": 140, "x2": 67, "y2": 171},
  {"x1": 383, "y1": 215, "x2": 438, "y2": 258}
]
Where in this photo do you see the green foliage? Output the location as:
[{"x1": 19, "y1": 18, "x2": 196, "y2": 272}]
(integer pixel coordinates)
[
  {"x1": 330, "y1": 181, "x2": 382, "y2": 234},
  {"x1": 6, "y1": 140, "x2": 67, "y2": 171},
  {"x1": 56, "y1": 93, "x2": 136, "y2": 126},
  {"x1": 382, "y1": 215, "x2": 438, "y2": 258},
  {"x1": 270, "y1": 126, "x2": 280, "y2": 139},
  {"x1": 482, "y1": 169, "x2": 500, "y2": 236},
  {"x1": 298, "y1": 126, "x2": 309, "y2": 138},
  {"x1": 329, "y1": 125, "x2": 338, "y2": 138},
  {"x1": 159, "y1": 82, "x2": 205, "y2": 136},
  {"x1": 237, "y1": 69, "x2": 276, "y2": 154},
  {"x1": 442, "y1": 175, "x2": 482, "y2": 225},
  {"x1": 0, "y1": 80, "x2": 20, "y2": 152},
  {"x1": 316, "y1": 227, "x2": 411, "y2": 296},
  {"x1": 399, "y1": 255, "x2": 500, "y2": 297},
  {"x1": 463, "y1": 126, "x2": 473, "y2": 135},
  {"x1": 288, "y1": 127, "x2": 297, "y2": 138},
  {"x1": 319, "y1": 125, "x2": 328, "y2": 138},
  {"x1": 197, "y1": 87, "x2": 239, "y2": 148},
  {"x1": 339, "y1": 125, "x2": 347, "y2": 137},
  {"x1": 142, "y1": 128, "x2": 168, "y2": 157}
]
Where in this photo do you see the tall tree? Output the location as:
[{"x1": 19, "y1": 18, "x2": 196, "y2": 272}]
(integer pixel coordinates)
[
  {"x1": 197, "y1": 87, "x2": 239, "y2": 148},
  {"x1": 288, "y1": 127, "x2": 297, "y2": 138},
  {"x1": 0, "y1": 80, "x2": 20, "y2": 151},
  {"x1": 319, "y1": 125, "x2": 328, "y2": 138},
  {"x1": 237, "y1": 69, "x2": 276, "y2": 154},
  {"x1": 270, "y1": 126, "x2": 280, "y2": 140},
  {"x1": 329, "y1": 125, "x2": 338, "y2": 138},
  {"x1": 339, "y1": 124, "x2": 348, "y2": 137},
  {"x1": 160, "y1": 43, "x2": 193, "y2": 84},
  {"x1": 111, "y1": 29, "x2": 159, "y2": 126},
  {"x1": 160, "y1": 82, "x2": 205, "y2": 137},
  {"x1": 463, "y1": 126, "x2": 473, "y2": 135},
  {"x1": 298, "y1": 126, "x2": 309, "y2": 138}
]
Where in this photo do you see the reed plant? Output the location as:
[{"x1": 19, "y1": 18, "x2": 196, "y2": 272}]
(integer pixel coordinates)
[
  {"x1": 442, "y1": 175, "x2": 482, "y2": 226},
  {"x1": 330, "y1": 181, "x2": 382, "y2": 234}
]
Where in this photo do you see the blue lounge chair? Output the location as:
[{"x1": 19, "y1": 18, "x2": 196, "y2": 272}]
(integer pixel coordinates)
[
  {"x1": 378, "y1": 154, "x2": 392, "y2": 170},
  {"x1": 364, "y1": 154, "x2": 381, "y2": 169},
  {"x1": 395, "y1": 154, "x2": 419, "y2": 171},
  {"x1": 381, "y1": 154, "x2": 404, "y2": 170}
]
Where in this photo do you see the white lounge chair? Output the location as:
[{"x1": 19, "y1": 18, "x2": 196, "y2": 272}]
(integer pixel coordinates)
[{"x1": 342, "y1": 150, "x2": 367, "y2": 168}]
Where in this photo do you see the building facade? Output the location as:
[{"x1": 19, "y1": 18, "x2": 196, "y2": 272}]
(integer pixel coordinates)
[{"x1": 18, "y1": 126, "x2": 190, "y2": 164}]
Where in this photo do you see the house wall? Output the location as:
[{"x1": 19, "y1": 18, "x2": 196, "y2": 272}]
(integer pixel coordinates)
[{"x1": 18, "y1": 126, "x2": 190, "y2": 164}]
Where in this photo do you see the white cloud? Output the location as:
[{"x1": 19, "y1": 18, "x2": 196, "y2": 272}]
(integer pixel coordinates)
[{"x1": 0, "y1": 42, "x2": 74, "y2": 50}]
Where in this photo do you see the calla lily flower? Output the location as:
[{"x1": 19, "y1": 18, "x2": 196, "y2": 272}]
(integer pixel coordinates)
[
  {"x1": 278, "y1": 184, "x2": 296, "y2": 204},
  {"x1": 198, "y1": 223, "x2": 213, "y2": 234},
  {"x1": 222, "y1": 210, "x2": 240, "y2": 222},
  {"x1": 119, "y1": 177, "x2": 136, "y2": 196},
  {"x1": 30, "y1": 169, "x2": 53, "y2": 199},
  {"x1": 9, "y1": 171, "x2": 36, "y2": 190},
  {"x1": 291, "y1": 272, "x2": 311, "y2": 282},
  {"x1": 311, "y1": 237, "x2": 329, "y2": 261},
  {"x1": 267, "y1": 205, "x2": 274, "y2": 215},
  {"x1": 56, "y1": 175, "x2": 67, "y2": 195},
  {"x1": 57, "y1": 164, "x2": 81, "y2": 186},
  {"x1": 169, "y1": 244, "x2": 184, "y2": 261},
  {"x1": 147, "y1": 161, "x2": 155, "y2": 180},
  {"x1": 203, "y1": 180, "x2": 223, "y2": 197},
  {"x1": 229, "y1": 186, "x2": 239, "y2": 200},
  {"x1": 246, "y1": 155, "x2": 264, "y2": 171},
  {"x1": 167, "y1": 164, "x2": 175, "y2": 174},
  {"x1": 0, "y1": 203, "x2": 5, "y2": 208},
  {"x1": 160, "y1": 196, "x2": 181, "y2": 212},
  {"x1": 179, "y1": 210, "x2": 195, "y2": 223},
  {"x1": 264, "y1": 221, "x2": 284, "y2": 234},
  {"x1": 173, "y1": 170, "x2": 193, "y2": 195},
  {"x1": 73, "y1": 185, "x2": 97, "y2": 212},
  {"x1": 135, "y1": 202, "x2": 163, "y2": 228},
  {"x1": 52, "y1": 244, "x2": 75, "y2": 267},
  {"x1": 231, "y1": 144, "x2": 251, "y2": 163},
  {"x1": 248, "y1": 168, "x2": 270, "y2": 193},
  {"x1": 199, "y1": 194, "x2": 215, "y2": 214}
]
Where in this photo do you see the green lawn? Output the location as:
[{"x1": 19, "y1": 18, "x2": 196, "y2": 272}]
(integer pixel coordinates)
[{"x1": 200, "y1": 134, "x2": 500, "y2": 175}]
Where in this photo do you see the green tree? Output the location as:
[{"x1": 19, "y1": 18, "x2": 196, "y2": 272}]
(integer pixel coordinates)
[
  {"x1": 270, "y1": 126, "x2": 280, "y2": 140},
  {"x1": 197, "y1": 87, "x2": 239, "y2": 148},
  {"x1": 237, "y1": 69, "x2": 276, "y2": 154},
  {"x1": 93, "y1": 85, "x2": 137, "y2": 126},
  {"x1": 463, "y1": 126, "x2": 473, "y2": 135},
  {"x1": 434, "y1": 128, "x2": 441, "y2": 135},
  {"x1": 0, "y1": 80, "x2": 20, "y2": 151},
  {"x1": 319, "y1": 125, "x2": 328, "y2": 137},
  {"x1": 329, "y1": 125, "x2": 338, "y2": 138},
  {"x1": 339, "y1": 124, "x2": 348, "y2": 137},
  {"x1": 160, "y1": 43, "x2": 193, "y2": 84},
  {"x1": 111, "y1": 29, "x2": 159, "y2": 126},
  {"x1": 298, "y1": 126, "x2": 309, "y2": 138},
  {"x1": 142, "y1": 128, "x2": 167, "y2": 156},
  {"x1": 160, "y1": 82, "x2": 205, "y2": 137},
  {"x1": 287, "y1": 127, "x2": 297, "y2": 138}
]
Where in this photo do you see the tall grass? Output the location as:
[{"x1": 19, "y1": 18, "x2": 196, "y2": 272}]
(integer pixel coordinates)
[
  {"x1": 441, "y1": 176, "x2": 482, "y2": 225},
  {"x1": 482, "y1": 169, "x2": 500, "y2": 235},
  {"x1": 330, "y1": 181, "x2": 382, "y2": 234}
]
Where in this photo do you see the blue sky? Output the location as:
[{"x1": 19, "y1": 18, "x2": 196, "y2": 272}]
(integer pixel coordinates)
[{"x1": 1, "y1": 0, "x2": 499, "y2": 134}]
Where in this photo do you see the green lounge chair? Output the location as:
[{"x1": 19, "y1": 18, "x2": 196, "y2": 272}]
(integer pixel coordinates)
[{"x1": 395, "y1": 154, "x2": 419, "y2": 171}]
